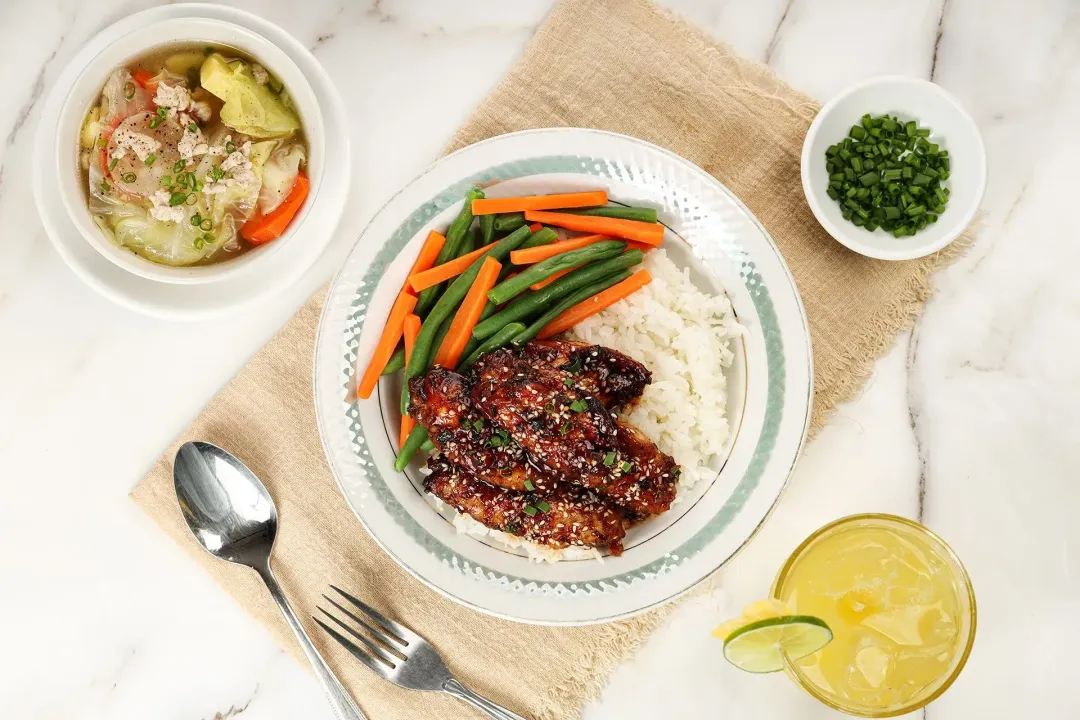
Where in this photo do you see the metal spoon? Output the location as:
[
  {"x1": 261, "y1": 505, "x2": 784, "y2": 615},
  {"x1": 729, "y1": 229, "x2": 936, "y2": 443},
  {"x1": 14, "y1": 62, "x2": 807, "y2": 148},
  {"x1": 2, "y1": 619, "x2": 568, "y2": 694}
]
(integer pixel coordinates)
[{"x1": 173, "y1": 441, "x2": 366, "y2": 720}]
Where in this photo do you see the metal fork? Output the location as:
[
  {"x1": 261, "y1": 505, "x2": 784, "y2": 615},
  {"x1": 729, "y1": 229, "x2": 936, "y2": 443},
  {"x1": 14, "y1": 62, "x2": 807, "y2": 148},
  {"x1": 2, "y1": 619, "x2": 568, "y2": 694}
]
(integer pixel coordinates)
[{"x1": 314, "y1": 586, "x2": 528, "y2": 720}]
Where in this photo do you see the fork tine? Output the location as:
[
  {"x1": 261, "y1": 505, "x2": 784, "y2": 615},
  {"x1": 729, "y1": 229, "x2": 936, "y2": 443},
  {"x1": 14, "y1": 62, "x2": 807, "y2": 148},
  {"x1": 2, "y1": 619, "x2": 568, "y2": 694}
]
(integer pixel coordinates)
[
  {"x1": 313, "y1": 615, "x2": 393, "y2": 677},
  {"x1": 318, "y1": 604, "x2": 401, "y2": 666},
  {"x1": 323, "y1": 595, "x2": 408, "y2": 654},
  {"x1": 330, "y1": 585, "x2": 417, "y2": 646}
]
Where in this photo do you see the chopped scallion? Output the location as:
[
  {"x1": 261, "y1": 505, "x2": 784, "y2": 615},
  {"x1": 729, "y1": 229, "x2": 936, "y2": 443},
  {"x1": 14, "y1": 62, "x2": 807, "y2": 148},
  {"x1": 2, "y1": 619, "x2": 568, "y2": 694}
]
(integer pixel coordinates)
[{"x1": 823, "y1": 113, "x2": 950, "y2": 238}]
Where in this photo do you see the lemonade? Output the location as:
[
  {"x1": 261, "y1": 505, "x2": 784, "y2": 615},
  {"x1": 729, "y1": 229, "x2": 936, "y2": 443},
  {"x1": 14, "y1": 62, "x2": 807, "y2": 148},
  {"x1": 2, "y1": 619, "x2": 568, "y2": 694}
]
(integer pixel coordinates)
[{"x1": 771, "y1": 514, "x2": 976, "y2": 717}]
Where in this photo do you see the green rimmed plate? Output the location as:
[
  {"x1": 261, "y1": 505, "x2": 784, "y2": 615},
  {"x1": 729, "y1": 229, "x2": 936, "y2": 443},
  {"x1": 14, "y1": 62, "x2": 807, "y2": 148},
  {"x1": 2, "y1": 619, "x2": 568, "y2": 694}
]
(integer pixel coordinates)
[{"x1": 314, "y1": 128, "x2": 812, "y2": 625}]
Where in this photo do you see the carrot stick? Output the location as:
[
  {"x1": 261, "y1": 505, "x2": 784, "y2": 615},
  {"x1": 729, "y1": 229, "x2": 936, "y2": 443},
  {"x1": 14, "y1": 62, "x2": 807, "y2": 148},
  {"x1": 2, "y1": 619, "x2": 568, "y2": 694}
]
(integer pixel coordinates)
[
  {"x1": 357, "y1": 291, "x2": 418, "y2": 400},
  {"x1": 528, "y1": 223, "x2": 544, "y2": 233},
  {"x1": 398, "y1": 314, "x2": 422, "y2": 448},
  {"x1": 434, "y1": 257, "x2": 502, "y2": 368},
  {"x1": 240, "y1": 173, "x2": 310, "y2": 244},
  {"x1": 625, "y1": 241, "x2": 658, "y2": 253},
  {"x1": 510, "y1": 234, "x2": 609, "y2": 265},
  {"x1": 538, "y1": 270, "x2": 652, "y2": 339},
  {"x1": 524, "y1": 209, "x2": 664, "y2": 246},
  {"x1": 407, "y1": 240, "x2": 498, "y2": 292},
  {"x1": 531, "y1": 269, "x2": 571, "y2": 291},
  {"x1": 408, "y1": 230, "x2": 446, "y2": 278},
  {"x1": 472, "y1": 191, "x2": 608, "y2": 215}
]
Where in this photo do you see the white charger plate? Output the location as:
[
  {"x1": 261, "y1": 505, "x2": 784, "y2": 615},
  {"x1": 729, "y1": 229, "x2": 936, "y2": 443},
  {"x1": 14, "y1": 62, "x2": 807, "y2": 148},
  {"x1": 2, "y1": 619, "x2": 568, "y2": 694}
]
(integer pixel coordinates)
[
  {"x1": 315, "y1": 128, "x2": 813, "y2": 625},
  {"x1": 31, "y1": 3, "x2": 350, "y2": 320}
]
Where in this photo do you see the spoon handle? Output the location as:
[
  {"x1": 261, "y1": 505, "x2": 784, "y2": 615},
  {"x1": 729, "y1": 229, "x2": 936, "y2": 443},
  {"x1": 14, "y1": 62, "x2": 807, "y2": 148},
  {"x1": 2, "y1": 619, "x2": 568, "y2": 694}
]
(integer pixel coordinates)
[{"x1": 258, "y1": 565, "x2": 368, "y2": 720}]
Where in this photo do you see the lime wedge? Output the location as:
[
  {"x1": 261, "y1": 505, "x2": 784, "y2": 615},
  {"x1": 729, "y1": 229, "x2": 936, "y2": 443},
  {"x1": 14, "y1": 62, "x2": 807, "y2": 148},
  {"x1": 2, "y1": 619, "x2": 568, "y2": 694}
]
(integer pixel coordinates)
[{"x1": 721, "y1": 615, "x2": 833, "y2": 674}]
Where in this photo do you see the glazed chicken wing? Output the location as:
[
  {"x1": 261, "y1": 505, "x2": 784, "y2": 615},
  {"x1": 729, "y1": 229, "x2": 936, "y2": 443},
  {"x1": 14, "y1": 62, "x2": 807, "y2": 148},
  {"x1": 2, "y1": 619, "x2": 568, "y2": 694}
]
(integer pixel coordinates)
[
  {"x1": 424, "y1": 456, "x2": 629, "y2": 555},
  {"x1": 521, "y1": 340, "x2": 651, "y2": 410},
  {"x1": 407, "y1": 367, "x2": 556, "y2": 493},
  {"x1": 469, "y1": 348, "x2": 678, "y2": 517}
]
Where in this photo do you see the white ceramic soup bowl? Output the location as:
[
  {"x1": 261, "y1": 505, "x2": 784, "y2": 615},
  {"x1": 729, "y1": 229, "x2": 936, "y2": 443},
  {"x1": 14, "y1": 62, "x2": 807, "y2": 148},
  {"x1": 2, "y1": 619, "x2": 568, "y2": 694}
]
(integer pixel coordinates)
[
  {"x1": 801, "y1": 76, "x2": 986, "y2": 261},
  {"x1": 55, "y1": 17, "x2": 325, "y2": 284}
]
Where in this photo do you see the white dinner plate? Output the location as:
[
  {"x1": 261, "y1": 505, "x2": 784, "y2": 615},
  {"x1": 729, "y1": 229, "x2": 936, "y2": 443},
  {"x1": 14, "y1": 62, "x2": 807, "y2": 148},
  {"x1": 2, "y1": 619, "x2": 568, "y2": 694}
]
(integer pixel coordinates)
[
  {"x1": 31, "y1": 3, "x2": 350, "y2": 320},
  {"x1": 314, "y1": 128, "x2": 813, "y2": 625}
]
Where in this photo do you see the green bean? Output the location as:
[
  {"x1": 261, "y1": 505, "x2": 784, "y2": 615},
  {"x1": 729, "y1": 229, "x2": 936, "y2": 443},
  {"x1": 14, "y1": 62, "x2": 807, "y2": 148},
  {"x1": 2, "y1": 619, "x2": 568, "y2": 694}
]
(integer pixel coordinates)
[
  {"x1": 400, "y1": 223, "x2": 535, "y2": 414},
  {"x1": 458, "y1": 225, "x2": 479, "y2": 255},
  {"x1": 394, "y1": 424, "x2": 429, "y2": 472},
  {"x1": 428, "y1": 313, "x2": 455, "y2": 367},
  {"x1": 480, "y1": 213, "x2": 495, "y2": 246},
  {"x1": 415, "y1": 187, "x2": 484, "y2": 317},
  {"x1": 472, "y1": 250, "x2": 644, "y2": 340},
  {"x1": 459, "y1": 322, "x2": 526, "y2": 372},
  {"x1": 516, "y1": 226, "x2": 557, "y2": 250},
  {"x1": 512, "y1": 270, "x2": 633, "y2": 346},
  {"x1": 381, "y1": 346, "x2": 406, "y2": 375},
  {"x1": 493, "y1": 212, "x2": 526, "y2": 233},
  {"x1": 488, "y1": 240, "x2": 626, "y2": 305},
  {"x1": 557, "y1": 206, "x2": 658, "y2": 223},
  {"x1": 420, "y1": 438, "x2": 435, "y2": 452}
]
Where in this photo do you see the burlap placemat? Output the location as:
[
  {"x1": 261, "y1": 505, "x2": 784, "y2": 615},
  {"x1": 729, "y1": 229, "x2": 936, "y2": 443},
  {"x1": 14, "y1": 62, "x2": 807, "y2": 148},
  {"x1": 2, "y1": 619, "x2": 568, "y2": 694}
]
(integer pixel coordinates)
[{"x1": 132, "y1": 0, "x2": 972, "y2": 717}]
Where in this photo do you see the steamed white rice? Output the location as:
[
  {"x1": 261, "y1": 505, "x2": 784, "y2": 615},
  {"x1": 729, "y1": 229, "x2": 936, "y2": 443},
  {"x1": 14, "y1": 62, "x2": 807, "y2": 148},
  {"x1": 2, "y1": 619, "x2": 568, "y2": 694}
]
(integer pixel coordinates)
[
  {"x1": 569, "y1": 249, "x2": 743, "y2": 492},
  {"x1": 436, "y1": 248, "x2": 743, "y2": 562}
]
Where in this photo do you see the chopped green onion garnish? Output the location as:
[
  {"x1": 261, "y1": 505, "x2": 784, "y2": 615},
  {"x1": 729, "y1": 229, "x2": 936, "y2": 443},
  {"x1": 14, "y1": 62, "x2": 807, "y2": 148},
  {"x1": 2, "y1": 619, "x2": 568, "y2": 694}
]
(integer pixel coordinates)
[
  {"x1": 620, "y1": 461, "x2": 632, "y2": 472},
  {"x1": 121, "y1": 172, "x2": 136, "y2": 183},
  {"x1": 523, "y1": 505, "x2": 538, "y2": 516},
  {"x1": 225, "y1": 141, "x2": 236, "y2": 154},
  {"x1": 524, "y1": 479, "x2": 535, "y2": 491},
  {"x1": 185, "y1": 193, "x2": 198, "y2": 206},
  {"x1": 123, "y1": 81, "x2": 135, "y2": 100},
  {"x1": 188, "y1": 122, "x2": 198, "y2": 132},
  {"x1": 824, "y1": 113, "x2": 950, "y2": 239},
  {"x1": 559, "y1": 422, "x2": 572, "y2": 435},
  {"x1": 563, "y1": 378, "x2": 573, "y2": 388},
  {"x1": 168, "y1": 191, "x2": 187, "y2": 206},
  {"x1": 156, "y1": 107, "x2": 168, "y2": 119},
  {"x1": 200, "y1": 219, "x2": 213, "y2": 232},
  {"x1": 148, "y1": 116, "x2": 162, "y2": 129},
  {"x1": 107, "y1": 158, "x2": 119, "y2": 171},
  {"x1": 193, "y1": 236, "x2": 205, "y2": 250},
  {"x1": 143, "y1": 154, "x2": 156, "y2": 167},
  {"x1": 535, "y1": 500, "x2": 551, "y2": 513},
  {"x1": 174, "y1": 160, "x2": 185, "y2": 173},
  {"x1": 202, "y1": 233, "x2": 215, "y2": 244},
  {"x1": 569, "y1": 399, "x2": 588, "y2": 413},
  {"x1": 603, "y1": 452, "x2": 616, "y2": 466}
]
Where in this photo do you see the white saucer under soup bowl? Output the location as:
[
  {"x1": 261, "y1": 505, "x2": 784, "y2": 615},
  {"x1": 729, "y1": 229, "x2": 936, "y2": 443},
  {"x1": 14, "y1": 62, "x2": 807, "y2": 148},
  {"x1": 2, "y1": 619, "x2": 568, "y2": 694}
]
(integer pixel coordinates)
[
  {"x1": 801, "y1": 76, "x2": 986, "y2": 261},
  {"x1": 54, "y1": 17, "x2": 325, "y2": 284}
]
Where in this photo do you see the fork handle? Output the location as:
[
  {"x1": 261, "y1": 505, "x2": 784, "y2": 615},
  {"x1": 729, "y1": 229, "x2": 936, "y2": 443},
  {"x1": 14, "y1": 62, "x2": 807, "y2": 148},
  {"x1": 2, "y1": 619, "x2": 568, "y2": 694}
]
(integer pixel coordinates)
[
  {"x1": 257, "y1": 565, "x2": 368, "y2": 720},
  {"x1": 444, "y1": 677, "x2": 528, "y2": 720}
]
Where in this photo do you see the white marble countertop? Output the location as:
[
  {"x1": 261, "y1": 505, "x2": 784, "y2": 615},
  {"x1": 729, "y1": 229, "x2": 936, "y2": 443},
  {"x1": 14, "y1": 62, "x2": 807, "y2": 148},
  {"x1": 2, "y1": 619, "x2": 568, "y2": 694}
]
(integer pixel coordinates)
[{"x1": 2, "y1": 0, "x2": 1076, "y2": 717}]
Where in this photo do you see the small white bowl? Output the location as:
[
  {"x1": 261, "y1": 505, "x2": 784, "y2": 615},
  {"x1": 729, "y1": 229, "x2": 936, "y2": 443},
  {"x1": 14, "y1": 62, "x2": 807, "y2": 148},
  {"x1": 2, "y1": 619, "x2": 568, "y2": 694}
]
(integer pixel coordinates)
[
  {"x1": 801, "y1": 76, "x2": 986, "y2": 261},
  {"x1": 55, "y1": 17, "x2": 324, "y2": 284}
]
